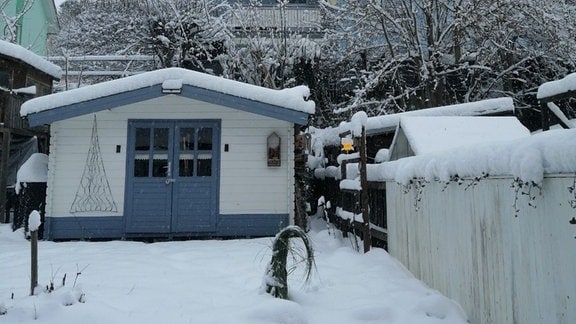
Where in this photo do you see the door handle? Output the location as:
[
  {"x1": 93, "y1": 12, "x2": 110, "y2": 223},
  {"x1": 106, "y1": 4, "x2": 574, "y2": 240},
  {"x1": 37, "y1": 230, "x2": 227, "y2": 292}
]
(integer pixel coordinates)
[{"x1": 165, "y1": 178, "x2": 175, "y2": 185}]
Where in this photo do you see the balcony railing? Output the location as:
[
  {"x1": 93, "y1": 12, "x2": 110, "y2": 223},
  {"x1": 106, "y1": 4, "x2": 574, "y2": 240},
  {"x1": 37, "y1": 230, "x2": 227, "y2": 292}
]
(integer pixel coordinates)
[{"x1": 229, "y1": 6, "x2": 322, "y2": 32}]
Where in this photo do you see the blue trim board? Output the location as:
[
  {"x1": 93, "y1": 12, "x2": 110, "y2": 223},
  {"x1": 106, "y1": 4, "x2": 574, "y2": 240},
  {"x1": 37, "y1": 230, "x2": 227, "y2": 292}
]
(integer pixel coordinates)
[
  {"x1": 44, "y1": 214, "x2": 289, "y2": 240},
  {"x1": 44, "y1": 216, "x2": 124, "y2": 240},
  {"x1": 217, "y1": 214, "x2": 289, "y2": 237},
  {"x1": 180, "y1": 85, "x2": 309, "y2": 125},
  {"x1": 27, "y1": 85, "x2": 163, "y2": 126},
  {"x1": 27, "y1": 84, "x2": 310, "y2": 127}
]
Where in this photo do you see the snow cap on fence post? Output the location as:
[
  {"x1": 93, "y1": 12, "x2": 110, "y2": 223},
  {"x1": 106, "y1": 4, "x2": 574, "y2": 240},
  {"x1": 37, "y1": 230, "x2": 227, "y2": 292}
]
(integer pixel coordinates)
[
  {"x1": 350, "y1": 111, "x2": 368, "y2": 137},
  {"x1": 28, "y1": 210, "x2": 42, "y2": 232}
]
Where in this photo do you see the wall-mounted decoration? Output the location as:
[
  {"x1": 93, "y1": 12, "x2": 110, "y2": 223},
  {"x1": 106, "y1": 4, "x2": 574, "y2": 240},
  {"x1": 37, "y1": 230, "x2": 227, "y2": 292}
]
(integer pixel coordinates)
[
  {"x1": 267, "y1": 132, "x2": 281, "y2": 167},
  {"x1": 70, "y1": 115, "x2": 118, "y2": 213}
]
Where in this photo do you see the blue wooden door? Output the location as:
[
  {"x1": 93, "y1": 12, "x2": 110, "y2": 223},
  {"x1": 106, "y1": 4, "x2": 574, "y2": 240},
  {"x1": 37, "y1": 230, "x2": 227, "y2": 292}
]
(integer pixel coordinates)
[{"x1": 125, "y1": 120, "x2": 220, "y2": 234}]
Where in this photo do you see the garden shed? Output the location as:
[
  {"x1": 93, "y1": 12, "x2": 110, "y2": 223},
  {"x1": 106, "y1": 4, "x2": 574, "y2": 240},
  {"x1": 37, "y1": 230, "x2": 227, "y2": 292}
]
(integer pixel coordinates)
[{"x1": 21, "y1": 67, "x2": 314, "y2": 240}]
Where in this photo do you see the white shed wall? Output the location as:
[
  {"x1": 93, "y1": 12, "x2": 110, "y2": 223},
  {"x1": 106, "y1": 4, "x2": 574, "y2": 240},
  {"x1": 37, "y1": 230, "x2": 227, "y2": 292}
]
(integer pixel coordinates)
[
  {"x1": 46, "y1": 95, "x2": 295, "y2": 220},
  {"x1": 386, "y1": 175, "x2": 576, "y2": 324}
]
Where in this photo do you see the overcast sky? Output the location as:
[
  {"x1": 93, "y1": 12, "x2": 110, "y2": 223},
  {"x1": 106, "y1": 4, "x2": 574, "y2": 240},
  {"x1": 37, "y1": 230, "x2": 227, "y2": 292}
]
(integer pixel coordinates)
[{"x1": 54, "y1": 0, "x2": 66, "y2": 9}]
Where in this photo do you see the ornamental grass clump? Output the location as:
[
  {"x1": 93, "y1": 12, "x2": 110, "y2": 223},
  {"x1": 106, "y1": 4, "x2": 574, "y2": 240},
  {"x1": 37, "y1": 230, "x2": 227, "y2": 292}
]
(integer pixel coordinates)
[{"x1": 263, "y1": 226, "x2": 315, "y2": 299}]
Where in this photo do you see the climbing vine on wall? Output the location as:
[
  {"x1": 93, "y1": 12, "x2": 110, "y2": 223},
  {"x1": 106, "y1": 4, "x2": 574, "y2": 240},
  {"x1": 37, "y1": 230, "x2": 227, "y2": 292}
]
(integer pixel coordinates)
[
  {"x1": 401, "y1": 174, "x2": 542, "y2": 217},
  {"x1": 70, "y1": 115, "x2": 118, "y2": 213},
  {"x1": 511, "y1": 178, "x2": 541, "y2": 217},
  {"x1": 568, "y1": 177, "x2": 576, "y2": 228}
]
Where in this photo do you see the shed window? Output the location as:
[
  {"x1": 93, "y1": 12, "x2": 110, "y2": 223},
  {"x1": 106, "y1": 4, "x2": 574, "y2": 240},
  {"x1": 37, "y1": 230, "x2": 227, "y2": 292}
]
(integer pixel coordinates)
[
  {"x1": 177, "y1": 127, "x2": 213, "y2": 177},
  {"x1": 133, "y1": 127, "x2": 170, "y2": 177}
]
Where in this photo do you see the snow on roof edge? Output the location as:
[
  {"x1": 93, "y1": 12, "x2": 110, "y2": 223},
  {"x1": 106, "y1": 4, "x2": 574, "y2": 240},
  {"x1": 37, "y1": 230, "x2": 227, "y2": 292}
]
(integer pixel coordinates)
[
  {"x1": 0, "y1": 40, "x2": 61, "y2": 79},
  {"x1": 537, "y1": 72, "x2": 576, "y2": 100},
  {"x1": 21, "y1": 67, "x2": 315, "y2": 116},
  {"x1": 364, "y1": 97, "x2": 514, "y2": 134}
]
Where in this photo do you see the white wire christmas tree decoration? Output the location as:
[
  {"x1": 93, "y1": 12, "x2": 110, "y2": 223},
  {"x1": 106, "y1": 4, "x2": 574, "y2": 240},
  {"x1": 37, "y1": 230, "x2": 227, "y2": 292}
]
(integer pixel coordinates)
[{"x1": 70, "y1": 115, "x2": 118, "y2": 213}]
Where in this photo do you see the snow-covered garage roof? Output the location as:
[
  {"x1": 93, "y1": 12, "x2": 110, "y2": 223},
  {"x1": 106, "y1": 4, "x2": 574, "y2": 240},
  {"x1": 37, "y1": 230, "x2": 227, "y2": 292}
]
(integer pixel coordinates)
[{"x1": 21, "y1": 67, "x2": 314, "y2": 126}]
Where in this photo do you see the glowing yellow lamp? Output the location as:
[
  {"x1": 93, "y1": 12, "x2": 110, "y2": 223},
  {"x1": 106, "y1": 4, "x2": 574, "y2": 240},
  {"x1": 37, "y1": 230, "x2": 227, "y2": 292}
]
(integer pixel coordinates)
[{"x1": 341, "y1": 138, "x2": 354, "y2": 152}]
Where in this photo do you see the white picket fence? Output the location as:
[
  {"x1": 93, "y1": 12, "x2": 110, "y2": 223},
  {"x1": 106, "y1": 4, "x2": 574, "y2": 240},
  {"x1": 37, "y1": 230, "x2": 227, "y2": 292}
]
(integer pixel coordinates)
[{"x1": 386, "y1": 174, "x2": 576, "y2": 324}]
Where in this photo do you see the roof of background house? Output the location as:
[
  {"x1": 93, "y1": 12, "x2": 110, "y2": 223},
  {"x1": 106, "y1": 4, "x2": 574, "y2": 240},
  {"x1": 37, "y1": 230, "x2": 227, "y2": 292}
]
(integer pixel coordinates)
[{"x1": 0, "y1": 39, "x2": 62, "y2": 79}]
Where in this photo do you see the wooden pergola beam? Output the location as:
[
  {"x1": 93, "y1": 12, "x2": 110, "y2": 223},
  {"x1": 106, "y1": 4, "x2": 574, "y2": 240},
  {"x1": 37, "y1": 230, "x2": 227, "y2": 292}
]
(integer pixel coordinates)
[
  {"x1": 538, "y1": 89, "x2": 576, "y2": 104},
  {"x1": 538, "y1": 89, "x2": 576, "y2": 131}
]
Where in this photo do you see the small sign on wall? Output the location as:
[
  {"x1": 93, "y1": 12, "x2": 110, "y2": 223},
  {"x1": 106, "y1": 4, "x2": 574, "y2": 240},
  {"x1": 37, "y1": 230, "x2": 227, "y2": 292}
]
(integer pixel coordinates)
[{"x1": 267, "y1": 132, "x2": 281, "y2": 167}]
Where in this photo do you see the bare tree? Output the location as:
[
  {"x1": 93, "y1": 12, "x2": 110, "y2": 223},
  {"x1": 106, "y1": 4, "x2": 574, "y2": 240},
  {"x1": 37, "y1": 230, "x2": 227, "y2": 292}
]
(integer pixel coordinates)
[
  {"x1": 0, "y1": 0, "x2": 34, "y2": 43},
  {"x1": 318, "y1": 0, "x2": 576, "y2": 129}
]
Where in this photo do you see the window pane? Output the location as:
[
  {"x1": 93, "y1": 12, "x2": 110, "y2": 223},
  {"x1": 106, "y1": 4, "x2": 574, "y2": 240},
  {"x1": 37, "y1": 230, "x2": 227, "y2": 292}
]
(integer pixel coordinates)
[
  {"x1": 134, "y1": 159, "x2": 149, "y2": 177},
  {"x1": 180, "y1": 128, "x2": 195, "y2": 150},
  {"x1": 135, "y1": 128, "x2": 150, "y2": 151},
  {"x1": 152, "y1": 158, "x2": 168, "y2": 177},
  {"x1": 198, "y1": 128, "x2": 212, "y2": 150},
  {"x1": 197, "y1": 153, "x2": 212, "y2": 176},
  {"x1": 154, "y1": 128, "x2": 169, "y2": 151},
  {"x1": 179, "y1": 155, "x2": 194, "y2": 177}
]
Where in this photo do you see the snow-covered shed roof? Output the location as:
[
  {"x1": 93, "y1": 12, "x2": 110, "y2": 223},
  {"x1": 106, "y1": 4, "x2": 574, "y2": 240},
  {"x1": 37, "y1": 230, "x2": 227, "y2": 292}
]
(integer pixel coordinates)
[
  {"x1": 0, "y1": 39, "x2": 61, "y2": 79},
  {"x1": 397, "y1": 116, "x2": 530, "y2": 156},
  {"x1": 537, "y1": 72, "x2": 576, "y2": 101},
  {"x1": 374, "y1": 128, "x2": 576, "y2": 185},
  {"x1": 21, "y1": 67, "x2": 315, "y2": 126}
]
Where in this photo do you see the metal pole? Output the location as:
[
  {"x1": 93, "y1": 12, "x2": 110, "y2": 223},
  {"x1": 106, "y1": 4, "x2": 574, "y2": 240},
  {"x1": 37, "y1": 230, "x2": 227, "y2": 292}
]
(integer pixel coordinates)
[
  {"x1": 30, "y1": 229, "x2": 38, "y2": 296},
  {"x1": 359, "y1": 126, "x2": 371, "y2": 253}
]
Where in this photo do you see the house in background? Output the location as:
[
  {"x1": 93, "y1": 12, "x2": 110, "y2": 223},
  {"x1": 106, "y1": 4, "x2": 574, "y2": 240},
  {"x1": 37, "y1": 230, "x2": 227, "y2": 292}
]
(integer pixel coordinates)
[
  {"x1": 21, "y1": 67, "x2": 313, "y2": 240},
  {"x1": 0, "y1": 39, "x2": 61, "y2": 224},
  {"x1": 230, "y1": 0, "x2": 323, "y2": 37},
  {"x1": 0, "y1": 0, "x2": 59, "y2": 56}
]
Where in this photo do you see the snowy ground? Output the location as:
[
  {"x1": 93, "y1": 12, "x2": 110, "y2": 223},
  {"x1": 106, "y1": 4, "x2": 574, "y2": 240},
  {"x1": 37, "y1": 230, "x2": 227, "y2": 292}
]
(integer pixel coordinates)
[{"x1": 0, "y1": 218, "x2": 467, "y2": 324}]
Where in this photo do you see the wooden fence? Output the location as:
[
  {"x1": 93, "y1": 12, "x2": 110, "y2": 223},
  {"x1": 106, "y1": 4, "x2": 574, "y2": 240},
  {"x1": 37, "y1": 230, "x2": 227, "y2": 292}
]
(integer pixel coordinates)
[{"x1": 314, "y1": 176, "x2": 388, "y2": 249}]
